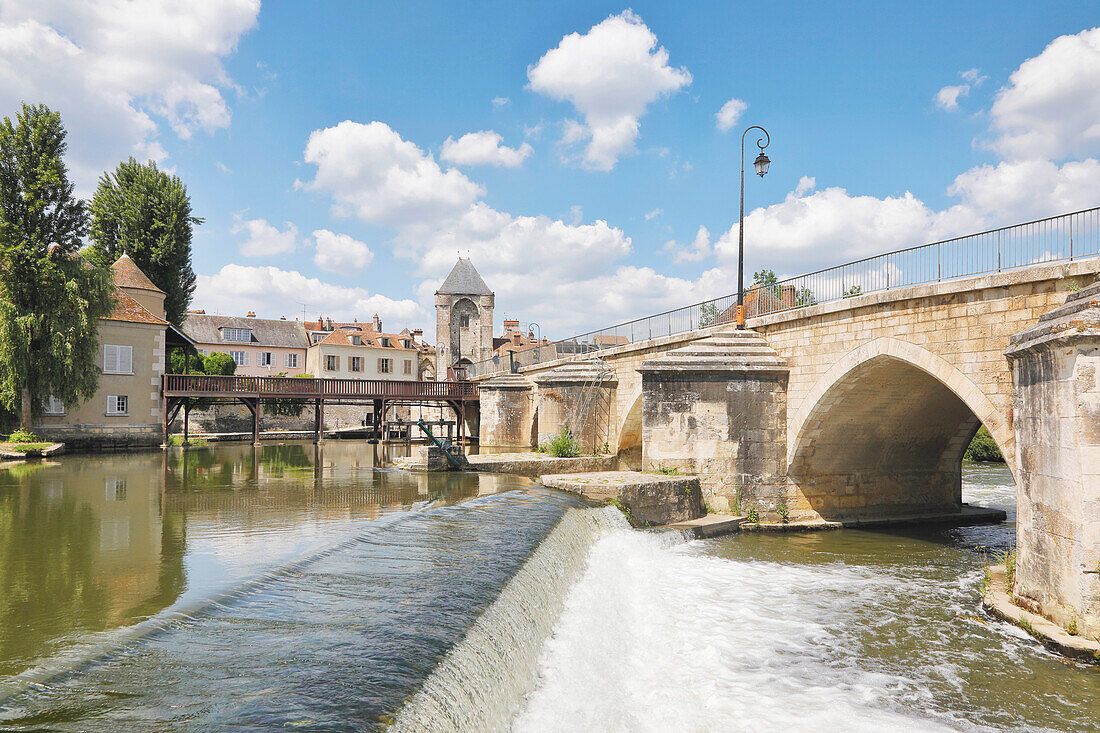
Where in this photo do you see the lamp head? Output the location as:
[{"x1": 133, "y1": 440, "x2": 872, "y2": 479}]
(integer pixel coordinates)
[{"x1": 753, "y1": 151, "x2": 771, "y2": 177}]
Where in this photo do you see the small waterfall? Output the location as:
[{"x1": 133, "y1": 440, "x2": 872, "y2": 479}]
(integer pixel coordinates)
[{"x1": 392, "y1": 505, "x2": 657, "y2": 731}]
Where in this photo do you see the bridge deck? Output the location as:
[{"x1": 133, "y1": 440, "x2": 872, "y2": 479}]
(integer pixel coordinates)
[{"x1": 160, "y1": 374, "x2": 477, "y2": 446}]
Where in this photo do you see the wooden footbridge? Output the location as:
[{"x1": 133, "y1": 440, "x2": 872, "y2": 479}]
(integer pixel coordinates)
[{"x1": 161, "y1": 374, "x2": 479, "y2": 445}]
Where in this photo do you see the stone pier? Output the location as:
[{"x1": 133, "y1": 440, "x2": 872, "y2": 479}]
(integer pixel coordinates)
[
  {"x1": 533, "y1": 361, "x2": 616, "y2": 450},
  {"x1": 1006, "y1": 277, "x2": 1100, "y2": 641},
  {"x1": 477, "y1": 373, "x2": 535, "y2": 447}
]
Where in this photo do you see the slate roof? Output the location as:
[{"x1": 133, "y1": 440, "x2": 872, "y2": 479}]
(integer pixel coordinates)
[
  {"x1": 182, "y1": 313, "x2": 308, "y2": 349},
  {"x1": 436, "y1": 258, "x2": 493, "y2": 295},
  {"x1": 111, "y1": 254, "x2": 164, "y2": 293}
]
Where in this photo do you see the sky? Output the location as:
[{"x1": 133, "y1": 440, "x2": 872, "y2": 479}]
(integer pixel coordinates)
[{"x1": 1, "y1": 1, "x2": 1098, "y2": 342}]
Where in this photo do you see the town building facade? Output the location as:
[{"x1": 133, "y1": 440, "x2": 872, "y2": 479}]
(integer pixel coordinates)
[{"x1": 182, "y1": 313, "x2": 308, "y2": 376}]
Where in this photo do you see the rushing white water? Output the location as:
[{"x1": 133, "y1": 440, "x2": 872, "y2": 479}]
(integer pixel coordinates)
[
  {"x1": 513, "y1": 529, "x2": 953, "y2": 733},
  {"x1": 392, "y1": 505, "x2": 639, "y2": 731}
]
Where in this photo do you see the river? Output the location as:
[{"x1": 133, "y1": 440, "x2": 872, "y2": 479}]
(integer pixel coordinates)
[{"x1": 0, "y1": 443, "x2": 1095, "y2": 731}]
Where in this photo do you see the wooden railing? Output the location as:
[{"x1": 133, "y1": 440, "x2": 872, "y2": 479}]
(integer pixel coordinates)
[{"x1": 162, "y1": 374, "x2": 479, "y2": 400}]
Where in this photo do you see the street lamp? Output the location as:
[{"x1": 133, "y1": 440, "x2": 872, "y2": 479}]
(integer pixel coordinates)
[{"x1": 737, "y1": 125, "x2": 771, "y2": 329}]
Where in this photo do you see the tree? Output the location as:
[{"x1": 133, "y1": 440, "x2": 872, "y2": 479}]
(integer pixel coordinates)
[
  {"x1": 88, "y1": 157, "x2": 201, "y2": 325},
  {"x1": 265, "y1": 373, "x2": 314, "y2": 417},
  {"x1": 752, "y1": 269, "x2": 781, "y2": 298},
  {"x1": 0, "y1": 103, "x2": 114, "y2": 429},
  {"x1": 203, "y1": 352, "x2": 237, "y2": 376},
  {"x1": 698, "y1": 302, "x2": 721, "y2": 328}
]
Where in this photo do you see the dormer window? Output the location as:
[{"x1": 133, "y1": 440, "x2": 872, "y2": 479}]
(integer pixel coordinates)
[
  {"x1": 351, "y1": 335, "x2": 362, "y2": 345},
  {"x1": 222, "y1": 328, "x2": 252, "y2": 342},
  {"x1": 381, "y1": 337, "x2": 390, "y2": 347}
]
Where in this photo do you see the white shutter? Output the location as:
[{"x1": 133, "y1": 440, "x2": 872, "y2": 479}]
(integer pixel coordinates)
[
  {"x1": 103, "y1": 345, "x2": 133, "y2": 374},
  {"x1": 104, "y1": 345, "x2": 118, "y2": 373},
  {"x1": 119, "y1": 345, "x2": 132, "y2": 373}
]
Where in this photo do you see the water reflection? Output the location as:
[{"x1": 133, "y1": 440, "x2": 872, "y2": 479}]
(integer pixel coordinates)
[{"x1": 0, "y1": 441, "x2": 533, "y2": 679}]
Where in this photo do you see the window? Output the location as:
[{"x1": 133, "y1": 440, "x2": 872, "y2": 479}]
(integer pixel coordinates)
[
  {"x1": 286, "y1": 353, "x2": 299, "y2": 368},
  {"x1": 351, "y1": 335, "x2": 362, "y2": 345},
  {"x1": 403, "y1": 359, "x2": 412, "y2": 375},
  {"x1": 380, "y1": 337, "x2": 390, "y2": 347},
  {"x1": 311, "y1": 333, "x2": 323, "y2": 344},
  {"x1": 222, "y1": 328, "x2": 251, "y2": 342},
  {"x1": 459, "y1": 315, "x2": 470, "y2": 328},
  {"x1": 259, "y1": 352, "x2": 273, "y2": 367},
  {"x1": 379, "y1": 358, "x2": 392, "y2": 374},
  {"x1": 229, "y1": 351, "x2": 249, "y2": 366},
  {"x1": 350, "y1": 356, "x2": 362, "y2": 372},
  {"x1": 42, "y1": 395, "x2": 65, "y2": 415},
  {"x1": 325, "y1": 355, "x2": 339, "y2": 371},
  {"x1": 106, "y1": 395, "x2": 128, "y2": 415},
  {"x1": 103, "y1": 344, "x2": 133, "y2": 374}
]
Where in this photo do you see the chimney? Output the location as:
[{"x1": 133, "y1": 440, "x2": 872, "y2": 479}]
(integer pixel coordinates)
[
  {"x1": 280, "y1": 316, "x2": 286, "y2": 320},
  {"x1": 411, "y1": 328, "x2": 423, "y2": 339},
  {"x1": 317, "y1": 316, "x2": 324, "y2": 330},
  {"x1": 513, "y1": 333, "x2": 521, "y2": 346},
  {"x1": 247, "y1": 311, "x2": 256, "y2": 318},
  {"x1": 373, "y1": 313, "x2": 382, "y2": 333},
  {"x1": 325, "y1": 317, "x2": 333, "y2": 330}
]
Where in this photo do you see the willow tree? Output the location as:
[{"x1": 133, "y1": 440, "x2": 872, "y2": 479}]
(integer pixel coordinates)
[
  {"x1": 88, "y1": 158, "x2": 201, "y2": 325},
  {"x1": 0, "y1": 103, "x2": 114, "y2": 429}
]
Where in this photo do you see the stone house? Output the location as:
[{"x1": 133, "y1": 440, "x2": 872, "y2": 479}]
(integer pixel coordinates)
[
  {"x1": 435, "y1": 258, "x2": 495, "y2": 375},
  {"x1": 35, "y1": 255, "x2": 193, "y2": 448},
  {"x1": 182, "y1": 312, "x2": 308, "y2": 376}
]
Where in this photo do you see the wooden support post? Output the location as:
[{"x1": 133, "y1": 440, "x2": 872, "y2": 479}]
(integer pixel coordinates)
[
  {"x1": 182, "y1": 402, "x2": 190, "y2": 447},
  {"x1": 162, "y1": 394, "x2": 170, "y2": 447},
  {"x1": 316, "y1": 399, "x2": 325, "y2": 444},
  {"x1": 251, "y1": 398, "x2": 260, "y2": 446}
]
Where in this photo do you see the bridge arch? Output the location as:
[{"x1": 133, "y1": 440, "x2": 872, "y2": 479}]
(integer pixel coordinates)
[{"x1": 787, "y1": 338, "x2": 1013, "y2": 520}]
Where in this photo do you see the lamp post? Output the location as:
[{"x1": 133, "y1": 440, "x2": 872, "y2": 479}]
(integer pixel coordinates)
[{"x1": 737, "y1": 125, "x2": 771, "y2": 329}]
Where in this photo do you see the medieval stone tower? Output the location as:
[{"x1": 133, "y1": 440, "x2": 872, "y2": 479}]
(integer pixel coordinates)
[{"x1": 435, "y1": 258, "x2": 495, "y2": 376}]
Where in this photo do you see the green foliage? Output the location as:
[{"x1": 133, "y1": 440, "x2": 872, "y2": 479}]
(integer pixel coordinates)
[
  {"x1": 0, "y1": 103, "x2": 114, "y2": 428},
  {"x1": 843, "y1": 285, "x2": 863, "y2": 298},
  {"x1": 965, "y1": 426, "x2": 1004, "y2": 462},
  {"x1": 1002, "y1": 548, "x2": 1017, "y2": 587},
  {"x1": 88, "y1": 157, "x2": 202, "y2": 325},
  {"x1": 168, "y1": 347, "x2": 205, "y2": 375},
  {"x1": 745, "y1": 506, "x2": 760, "y2": 523},
  {"x1": 654, "y1": 465, "x2": 680, "y2": 475},
  {"x1": 265, "y1": 373, "x2": 314, "y2": 417},
  {"x1": 546, "y1": 426, "x2": 581, "y2": 458},
  {"x1": 7, "y1": 427, "x2": 38, "y2": 443},
  {"x1": 1068, "y1": 618, "x2": 1079, "y2": 636},
  {"x1": 777, "y1": 502, "x2": 790, "y2": 523},
  {"x1": 794, "y1": 286, "x2": 817, "y2": 307},
  {"x1": 698, "y1": 302, "x2": 721, "y2": 328},
  {"x1": 609, "y1": 496, "x2": 633, "y2": 524},
  {"x1": 8, "y1": 443, "x2": 49, "y2": 452},
  {"x1": 203, "y1": 351, "x2": 237, "y2": 376},
  {"x1": 167, "y1": 435, "x2": 208, "y2": 447}
]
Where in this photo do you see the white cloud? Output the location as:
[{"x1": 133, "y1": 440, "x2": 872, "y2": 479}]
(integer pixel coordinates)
[
  {"x1": 195, "y1": 264, "x2": 424, "y2": 323},
  {"x1": 935, "y1": 84, "x2": 969, "y2": 111},
  {"x1": 947, "y1": 157, "x2": 1100, "y2": 221},
  {"x1": 664, "y1": 225, "x2": 712, "y2": 263},
  {"x1": 301, "y1": 120, "x2": 484, "y2": 228},
  {"x1": 0, "y1": 1, "x2": 259, "y2": 192},
  {"x1": 989, "y1": 27, "x2": 1100, "y2": 160},
  {"x1": 569, "y1": 205, "x2": 584, "y2": 225},
  {"x1": 215, "y1": 161, "x2": 232, "y2": 174},
  {"x1": 715, "y1": 97, "x2": 747, "y2": 131},
  {"x1": 440, "y1": 130, "x2": 533, "y2": 168},
  {"x1": 312, "y1": 229, "x2": 375, "y2": 272},
  {"x1": 644, "y1": 208, "x2": 663, "y2": 221},
  {"x1": 527, "y1": 10, "x2": 691, "y2": 170},
  {"x1": 234, "y1": 218, "x2": 298, "y2": 257},
  {"x1": 492, "y1": 96, "x2": 510, "y2": 108},
  {"x1": 961, "y1": 68, "x2": 986, "y2": 84}
]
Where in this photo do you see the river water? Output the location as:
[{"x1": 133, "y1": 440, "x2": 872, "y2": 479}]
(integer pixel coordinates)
[{"x1": 0, "y1": 443, "x2": 1095, "y2": 731}]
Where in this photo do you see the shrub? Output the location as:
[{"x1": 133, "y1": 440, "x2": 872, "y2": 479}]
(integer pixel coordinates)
[
  {"x1": 777, "y1": 502, "x2": 790, "y2": 523},
  {"x1": 965, "y1": 426, "x2": 1004, "y2": 462},
  {"x1": 546, "y1": 427, "x2": 581, "y2": 458},
  {"x1": 8, "y1": 428, "x2": 39, "y2": 444},
  {"x1": 745, "y1": 506, "x2": 760, "y2": 523}
]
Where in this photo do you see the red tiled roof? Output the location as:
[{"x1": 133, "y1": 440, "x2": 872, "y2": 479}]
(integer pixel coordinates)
[
  {"x1": 111, "y1": 254, "x2": 165, "y2": 293},
  {"x1": 315, "y1": 327, "x2": 416, "y2": 350},
  {"x1": 105, "y1": 288, "x2": 167, "y2": 325}
]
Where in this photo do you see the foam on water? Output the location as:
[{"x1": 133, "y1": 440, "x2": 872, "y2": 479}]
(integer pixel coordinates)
[{"x1": 513, "y1": 529, "x2": 953, "y2": 733}]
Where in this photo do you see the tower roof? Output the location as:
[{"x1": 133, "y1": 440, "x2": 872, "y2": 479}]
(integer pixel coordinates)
[
  {"x1": 111, "y1": 254, "x2": 164, "y2": 294},
  {"x1": 437, "y1": 257, "x2": 493, "y2": 296}
]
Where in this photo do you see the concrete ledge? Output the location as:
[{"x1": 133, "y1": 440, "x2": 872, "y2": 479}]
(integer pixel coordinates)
[
  {"x1": 0, "y1": 442, "x2": 64, "y2": 459},
  {"x1": 983, "y1": 566, "x2": 1100, "y2": 665},
  {"x1": 465, "y1": 453, "x2": 617, "y2": 478},
  {"x1": 668, "y1": 514, "x2": 745, "y2": 538},
  {"x1": 742, "y1": 519, "x2": 843, "y2": 532},
  {"x1": 835, "y1": 503, "x2": 1006, "y2": 528},
  {"x1": 541, "y1": 470, "x2": 704, "y2": 527}
]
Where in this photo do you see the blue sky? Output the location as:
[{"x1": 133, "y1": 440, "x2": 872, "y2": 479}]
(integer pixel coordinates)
[{"x1": 2, "y1": 1, "x2": 1098, "y2": 339}]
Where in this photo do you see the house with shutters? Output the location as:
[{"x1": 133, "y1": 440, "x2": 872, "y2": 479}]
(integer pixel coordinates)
[
  {"x1": 181, "y1": 313, "x2": 309, "y2": 376},
  {"x1": 34, "y1": 255, "x2": 194, "y2": 448},
  {"x1": 305, "y1": 323, "x2": 420, "y2": 381}
]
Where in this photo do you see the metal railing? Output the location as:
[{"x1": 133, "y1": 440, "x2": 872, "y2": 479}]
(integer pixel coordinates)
[
  {"x1": 163, "y1": 374, "x2": 479, "y2": 400},
  {"x1": 468, "y1": 207, "x2": 1100, "y2": 378}
]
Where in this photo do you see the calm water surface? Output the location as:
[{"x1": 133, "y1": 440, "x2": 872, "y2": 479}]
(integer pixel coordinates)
[{"x1": 0, "y1": 447, "x2": 1096, "y2": 731}]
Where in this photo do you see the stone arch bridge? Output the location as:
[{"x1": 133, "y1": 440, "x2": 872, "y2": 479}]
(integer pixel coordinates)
[{"x1": 475, "y1": 255, "x2": 1100, "y2": 640}]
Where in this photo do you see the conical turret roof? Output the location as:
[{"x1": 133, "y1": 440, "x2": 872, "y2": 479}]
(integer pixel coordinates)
[{"x1": 437, "y1": 257, "x2": 493, "y2": 295}]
